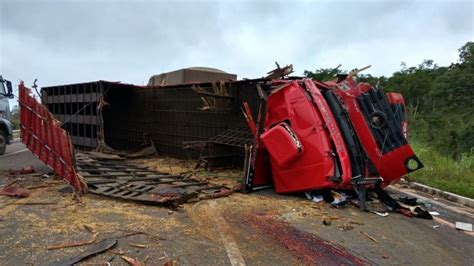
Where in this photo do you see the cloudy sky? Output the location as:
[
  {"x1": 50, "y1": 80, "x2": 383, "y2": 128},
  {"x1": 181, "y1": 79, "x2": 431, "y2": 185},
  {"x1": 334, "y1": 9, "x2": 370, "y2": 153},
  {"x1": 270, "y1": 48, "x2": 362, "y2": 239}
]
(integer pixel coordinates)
[{"x1": 1, "y1": 0, "x2": 473, "y2": 100}]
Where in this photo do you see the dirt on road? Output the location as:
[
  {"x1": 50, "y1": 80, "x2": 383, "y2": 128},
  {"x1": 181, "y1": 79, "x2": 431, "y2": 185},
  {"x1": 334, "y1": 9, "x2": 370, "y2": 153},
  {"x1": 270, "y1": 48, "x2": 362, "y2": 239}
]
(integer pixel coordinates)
[{"x1": 0, "y1": 143, "x2": 473, "y2": 265}]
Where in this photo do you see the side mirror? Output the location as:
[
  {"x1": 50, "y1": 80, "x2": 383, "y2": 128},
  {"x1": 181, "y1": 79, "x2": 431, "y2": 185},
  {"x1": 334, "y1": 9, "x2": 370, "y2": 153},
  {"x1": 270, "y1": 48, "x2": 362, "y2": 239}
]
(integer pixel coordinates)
[{"x1": 5, "y1": 81, "x2": 13, "y2": 99}]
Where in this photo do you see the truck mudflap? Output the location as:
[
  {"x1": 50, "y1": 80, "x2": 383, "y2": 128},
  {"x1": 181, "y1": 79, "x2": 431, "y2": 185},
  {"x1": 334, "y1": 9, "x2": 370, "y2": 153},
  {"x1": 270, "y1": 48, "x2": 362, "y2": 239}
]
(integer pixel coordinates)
[
  {"x1": 261, "y1": 80, "x2": 352, "y2": 193},
  {"x1": 332, "y1": 79, "x2": 423, "y2": 185},
  {"x1": 19, "y1": 82, "x2": 87, "y2": 194}
]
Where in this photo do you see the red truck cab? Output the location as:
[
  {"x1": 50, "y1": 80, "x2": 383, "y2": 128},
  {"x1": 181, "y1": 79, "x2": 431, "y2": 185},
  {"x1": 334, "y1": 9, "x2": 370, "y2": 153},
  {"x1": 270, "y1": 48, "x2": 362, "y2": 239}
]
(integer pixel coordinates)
[
  {"x1": 261, "y1": 80, "x2": 354, "y2": 192},
  {"x1": 259, "y1": 77, "x2": 422, "y2": 193}
]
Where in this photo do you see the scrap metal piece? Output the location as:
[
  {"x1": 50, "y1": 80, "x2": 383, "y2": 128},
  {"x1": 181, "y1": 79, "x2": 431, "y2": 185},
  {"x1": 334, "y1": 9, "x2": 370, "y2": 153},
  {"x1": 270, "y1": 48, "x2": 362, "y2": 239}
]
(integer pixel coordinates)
[
  {"x1": 241, "y1": 102, "x2": 256, "y2": 135},
  {"x1": 55, "y1": 239, "x2": 117, "y2": 266},
  {"x1": 207, "y1": 126, "x2": 252, "y2": 147},
  {"x1": 243, "y1": 98, "x2": 265, "y2": 193},
  {"x1": 455, "y1": 222, "x2": 473, "y2": 232},
  {"x1": 19, "y1": 82, "x2": 87, "y2": 194},
  {"x1": 0, "y1": 185, "x2": 30, "y2": 198}
]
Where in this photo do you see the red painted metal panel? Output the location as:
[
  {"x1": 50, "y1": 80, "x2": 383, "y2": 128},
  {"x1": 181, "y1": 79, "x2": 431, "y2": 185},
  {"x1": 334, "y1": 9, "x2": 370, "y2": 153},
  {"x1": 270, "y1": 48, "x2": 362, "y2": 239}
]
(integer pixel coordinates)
[
  {"x1": 302, "y1": 79, "x2": 352, "y2": 185},
  {"x1": 19, "y1": 82, "x2": 87, "y2": 194},
  {"x1": 330, "y1": 80, "x2": 422, "y2": 186},
  {"x1": 263, "y1": 81, "x2": 340, "y2": 193}
]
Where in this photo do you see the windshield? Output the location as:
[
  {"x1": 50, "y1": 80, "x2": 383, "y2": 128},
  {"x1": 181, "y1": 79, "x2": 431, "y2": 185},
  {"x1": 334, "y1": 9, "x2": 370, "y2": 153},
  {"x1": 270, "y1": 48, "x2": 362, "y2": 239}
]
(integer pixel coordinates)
[{"x1": 0, "y1": 82, "x2": 5, "y2": 95}]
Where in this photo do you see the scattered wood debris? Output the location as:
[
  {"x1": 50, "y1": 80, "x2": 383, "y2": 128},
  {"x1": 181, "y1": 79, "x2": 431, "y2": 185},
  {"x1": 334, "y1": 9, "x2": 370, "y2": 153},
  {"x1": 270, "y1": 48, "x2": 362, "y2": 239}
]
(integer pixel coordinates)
[
  {"x1": 265, "y1": 62, "x2": 294, "y2": 79},
  {"x1": 118, "y1": 229, "x2": 165, "y2": 242},
  {"x1": 338, "y1": 224, "x2": 354, "y2": 231},
  {"x1": 128, "y1": 243, "x2": 147, "y2": 248},
  {"x1": 108, "y1": 248, "x2": 126, "y2": 255},
  {"x1": 359, "y1": 231, "x2": 378, "y2": 243},
  {"x1": 47, "y1": 232, "x2": 99, "y2": 250},
  {"x1": 10, "y1": 201, "x2": 56, "y2": 205},
  {"x1": 322, "y1": 216, "x2": 332, "y2": 226},
  {"x1": 83, "y1": 224, "x2": 96, "y2": 233},
  {"x1": 121, "y1": 255, "x2": 143, "y2": 266}
]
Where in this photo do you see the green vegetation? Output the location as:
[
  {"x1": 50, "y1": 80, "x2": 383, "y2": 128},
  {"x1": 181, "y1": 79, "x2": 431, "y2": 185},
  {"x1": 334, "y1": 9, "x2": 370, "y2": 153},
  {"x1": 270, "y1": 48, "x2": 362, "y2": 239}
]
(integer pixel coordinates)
[
  {"x1": 10, "y1": 105, "x2": 20, "y2": 130},
  {"x1": 305, "y1": 42, "x2": 474, "y2": 198},
  {"x1": 409, "y1": 142, "x2": 474, "y2": 198}
]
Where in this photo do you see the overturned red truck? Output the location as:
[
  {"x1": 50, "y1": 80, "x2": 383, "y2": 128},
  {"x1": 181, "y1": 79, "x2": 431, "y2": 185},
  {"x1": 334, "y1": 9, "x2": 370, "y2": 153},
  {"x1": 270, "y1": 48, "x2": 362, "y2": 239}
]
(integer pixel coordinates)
[
  {"x1": 246, "y1": 75, "x2": 422, "y2": 207},
  {"x1": 20, "y1": 66, "x2": 423, "y2": 208}
]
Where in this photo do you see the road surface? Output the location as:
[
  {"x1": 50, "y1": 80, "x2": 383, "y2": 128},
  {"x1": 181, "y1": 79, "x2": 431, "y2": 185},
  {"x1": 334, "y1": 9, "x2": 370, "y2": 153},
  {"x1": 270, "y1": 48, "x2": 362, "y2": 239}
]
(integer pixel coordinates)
[
  {"x1": 0, "y1": 143, "x2": 473, "y2": 265},
  {"x1": 0, "y1": 142, "x2": 50, "y2": 173}
]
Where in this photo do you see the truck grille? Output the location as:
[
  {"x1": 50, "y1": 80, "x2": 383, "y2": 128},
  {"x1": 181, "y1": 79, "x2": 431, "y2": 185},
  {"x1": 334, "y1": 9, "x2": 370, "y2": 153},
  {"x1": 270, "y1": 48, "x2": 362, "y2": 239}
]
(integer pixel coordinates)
[{"x1": 356, "y1": 88, "x2": 407, "y2": 154}]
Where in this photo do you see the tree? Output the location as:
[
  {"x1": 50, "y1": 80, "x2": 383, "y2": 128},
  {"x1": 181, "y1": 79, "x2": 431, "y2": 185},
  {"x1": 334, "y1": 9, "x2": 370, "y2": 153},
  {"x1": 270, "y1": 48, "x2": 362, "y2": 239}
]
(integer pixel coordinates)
[
  {"x1": 458, "y1": 41, "x2": 474, "y2": 64},
  {"x1": 303, "y1": 65, "x2": 344, "y2": 81}
]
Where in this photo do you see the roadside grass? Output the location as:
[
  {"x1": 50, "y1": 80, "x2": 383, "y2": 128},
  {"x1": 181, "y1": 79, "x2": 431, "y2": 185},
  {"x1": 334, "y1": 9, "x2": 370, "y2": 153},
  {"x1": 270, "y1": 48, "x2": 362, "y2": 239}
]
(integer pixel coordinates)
[{"x1": 408, "y1": 142, "x2": 474, "y2": 199}]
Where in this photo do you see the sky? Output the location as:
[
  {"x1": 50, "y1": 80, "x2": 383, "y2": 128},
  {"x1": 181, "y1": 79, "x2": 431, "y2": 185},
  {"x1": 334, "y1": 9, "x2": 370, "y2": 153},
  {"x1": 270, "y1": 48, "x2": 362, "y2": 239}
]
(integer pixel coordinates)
[{"x1": 0, "y1": 0, "x2": 473, "y2": 107}]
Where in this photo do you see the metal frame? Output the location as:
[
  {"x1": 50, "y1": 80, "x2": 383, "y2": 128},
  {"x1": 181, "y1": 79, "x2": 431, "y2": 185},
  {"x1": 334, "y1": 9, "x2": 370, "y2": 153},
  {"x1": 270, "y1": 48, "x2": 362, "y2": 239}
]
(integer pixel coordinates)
[
  {"x1": 43, "y1": 79, "x2": 265, "y2": 167},
  {"x1": 20, "y1": 82, "x2": 87, "y2": 193}
]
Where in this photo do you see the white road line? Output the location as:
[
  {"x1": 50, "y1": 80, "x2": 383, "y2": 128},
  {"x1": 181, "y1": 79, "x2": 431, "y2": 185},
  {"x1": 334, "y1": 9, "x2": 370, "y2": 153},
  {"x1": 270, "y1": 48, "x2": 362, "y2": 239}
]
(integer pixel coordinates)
[
  {"x1": 208, "y1": 201, "x2": 246, "y2": 266},
  {"x1": 1, "y1": 148, "x2": 29, "y2": 157}
]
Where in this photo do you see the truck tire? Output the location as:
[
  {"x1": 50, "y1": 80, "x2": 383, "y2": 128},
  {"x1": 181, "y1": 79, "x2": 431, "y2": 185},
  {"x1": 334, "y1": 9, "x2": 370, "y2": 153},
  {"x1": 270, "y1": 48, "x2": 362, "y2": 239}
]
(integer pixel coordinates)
[{"x1": 0, "y1": 131, "x2": 6, "y2": 156}]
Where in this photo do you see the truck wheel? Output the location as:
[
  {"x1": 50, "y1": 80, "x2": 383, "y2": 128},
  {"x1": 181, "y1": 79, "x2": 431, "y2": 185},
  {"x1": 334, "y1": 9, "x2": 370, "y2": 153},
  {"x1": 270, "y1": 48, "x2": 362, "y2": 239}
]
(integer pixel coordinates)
[{"x1": 0, "y1": 132, "x2": 6, "y2": 156}]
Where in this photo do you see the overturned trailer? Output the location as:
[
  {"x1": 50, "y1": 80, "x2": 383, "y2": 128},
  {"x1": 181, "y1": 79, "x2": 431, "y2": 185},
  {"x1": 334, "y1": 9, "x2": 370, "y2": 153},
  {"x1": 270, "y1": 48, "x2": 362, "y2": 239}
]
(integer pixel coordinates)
[
  {"x1": 42, "y1": 79, "x2": 262, "y2": 164},
  {"x1": 37, "y1": 66, "x2": 423, "y2": 208}
]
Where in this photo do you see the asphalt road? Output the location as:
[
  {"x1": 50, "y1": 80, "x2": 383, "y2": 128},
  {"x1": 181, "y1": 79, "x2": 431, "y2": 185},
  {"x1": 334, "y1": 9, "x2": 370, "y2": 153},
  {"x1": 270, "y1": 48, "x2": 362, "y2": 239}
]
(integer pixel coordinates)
[
  {"x1": 0, "y1": 142, "x2": 51, "y2": 173},
  {"x1": 0, "y1": 144, "x2": 473, "y2": 265}
]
